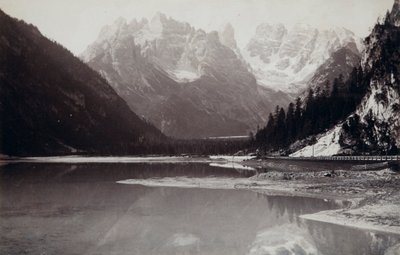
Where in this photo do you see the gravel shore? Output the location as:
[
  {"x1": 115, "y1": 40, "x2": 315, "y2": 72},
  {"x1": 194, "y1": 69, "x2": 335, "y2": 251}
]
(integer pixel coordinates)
[{"x1": 241, "y1": 158, "x2": 400, "y2": 235}]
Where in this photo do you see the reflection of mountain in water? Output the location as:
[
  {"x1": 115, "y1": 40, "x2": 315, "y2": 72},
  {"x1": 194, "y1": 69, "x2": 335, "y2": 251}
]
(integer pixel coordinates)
[
  {"x1": 247, "y1": 223, "x2": 318, "y2": 255},
  {"x1": 305, "y1": 220, "x2": 400, "y2": 255}
]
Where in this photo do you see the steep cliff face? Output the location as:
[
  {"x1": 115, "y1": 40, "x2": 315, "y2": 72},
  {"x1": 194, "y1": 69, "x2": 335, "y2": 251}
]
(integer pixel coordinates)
[
  {"x1": 243, "y1": 23, "x2": 361, "y2": 95},
  {"x1": 82, "y1": 14, "x2": 290, "y2": 138},
  {"x1": 348, "y1": 13, "x2": 400, "y2": 153},
  {"x1": 0, "y1": 10, "x2": 164, "y2": 156}
]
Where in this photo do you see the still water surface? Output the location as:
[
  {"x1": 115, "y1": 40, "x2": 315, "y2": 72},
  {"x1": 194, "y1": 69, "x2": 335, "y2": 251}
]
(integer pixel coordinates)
[{"x1": 0, "y1": 162, "x2": 399, "y2": 255}]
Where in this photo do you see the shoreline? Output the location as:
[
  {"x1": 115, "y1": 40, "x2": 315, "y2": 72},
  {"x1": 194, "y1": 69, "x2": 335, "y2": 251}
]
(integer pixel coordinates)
[
  {"x1": 241, "y1": 157, "x2": 400, "y2": 235},
  {"x1": 300, "y1": 209, "x2": 400, "y2": 236}
]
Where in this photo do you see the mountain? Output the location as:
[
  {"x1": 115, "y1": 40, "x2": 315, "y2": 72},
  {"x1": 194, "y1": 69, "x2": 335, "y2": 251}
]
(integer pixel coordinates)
[
  {"x1": 305, "y1": 42, "x2": 361, "y2": 95},
  {"x1": 0, "y1": 9, "x2": 165, "y2": 156},
  {"x1": 243, "y1": 23, "x2": 362, "y2": 95},
  {"x1": 289, "y1": 0, "x2": 400, "y2": 156},
  {"x1": 82, "y1": 14, "x2": 290, "y2": 138}
]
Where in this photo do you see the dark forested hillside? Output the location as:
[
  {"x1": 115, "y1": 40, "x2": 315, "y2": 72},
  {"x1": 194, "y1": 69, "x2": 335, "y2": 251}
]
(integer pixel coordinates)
[{"x1": 0, "y1": 9, "x2": 165, "y2": 156}]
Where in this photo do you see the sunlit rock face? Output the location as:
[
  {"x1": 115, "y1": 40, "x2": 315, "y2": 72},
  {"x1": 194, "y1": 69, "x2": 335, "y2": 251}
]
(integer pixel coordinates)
[
  {"x1": 355, "y1": 10, "x2": 400, "y2": 148},
  {"x1": 243, "y1": 23, "x2": 362, "y2": 94},
  {"x1": 82, "y1": 13, "x2": 291, "y2": 138}
]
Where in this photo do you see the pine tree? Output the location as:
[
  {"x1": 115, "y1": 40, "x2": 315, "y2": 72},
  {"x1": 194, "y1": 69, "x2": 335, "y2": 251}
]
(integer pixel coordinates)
[
  {"x1": 275, "y1": 107, "x2": 287, "y2": 147},
  {"x1": 293, "y1": 97, "x2": 303, "y2": 139},
  {"x1": 286, "y1": 103, "x2": 295, "y2": 143}
]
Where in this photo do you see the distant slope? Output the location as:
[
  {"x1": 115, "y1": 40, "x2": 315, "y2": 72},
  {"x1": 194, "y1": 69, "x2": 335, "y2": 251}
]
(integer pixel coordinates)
[
  {"x1": 305, "y1": 42, "x2": 361, "y2": 95},
  {"x1": 0, "y1": 9, "x2": 165, "y2": 156}
]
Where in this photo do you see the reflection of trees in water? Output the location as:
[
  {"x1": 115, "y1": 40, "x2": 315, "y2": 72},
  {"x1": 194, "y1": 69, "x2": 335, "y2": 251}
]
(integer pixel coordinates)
[
  {"x1": 305, "y1": 220, "x2": 400, "y2": 255},
  {"x1": 255, "y1": 194, "x2": 340, "y2": 224}
]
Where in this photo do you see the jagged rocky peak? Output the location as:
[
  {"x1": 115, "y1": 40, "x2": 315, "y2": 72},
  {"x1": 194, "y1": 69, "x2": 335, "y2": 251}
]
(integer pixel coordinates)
[
  {"x1": 255, "y1": 23, "x2": 287, "y2": 39},
  {"x1": 148, "y1": 12, "x2": 193, "y2": 37},
  {"x1": 390, "y1": 0, "x2": 400, "y2": 26},
  {"x1": 87, "y1": 12, "x2": 193, "y2": 48},
  {"x1": 218, "y1": 23, "x2": 237, "y2": 49},
  {"x1": 243, "y1": 23, "x2": 361, "y2": 94},
  {"x1": 247, "y1": 23, "x2": 287, "y2": 60},
  {"x1": 95, "y1": 17, "x2": 128, "y2": 43},
  {"x1": 150, "y1": 12, "x2": 174, "y2": 33},
  {"x1": 151, "y1": 11, "x2": 167, "y2": 22},
  {"x1": 278, "y1": 23, "x2": 318, "y2": 59}
]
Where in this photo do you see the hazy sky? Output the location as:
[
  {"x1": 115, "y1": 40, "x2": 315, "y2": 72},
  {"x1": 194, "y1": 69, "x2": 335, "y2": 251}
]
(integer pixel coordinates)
[{"x1": 0, "y1": 0, "x2": 395, "y2": 55}]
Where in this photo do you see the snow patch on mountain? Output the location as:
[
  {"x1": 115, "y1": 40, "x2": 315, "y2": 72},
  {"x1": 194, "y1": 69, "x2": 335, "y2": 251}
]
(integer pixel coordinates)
[
  {"x1": 167, "y1": 233, "x2": 200, "y2": 247},
  {"x1": 290, "y1": 126, "x2": 342, "y2": 157},
  {"x1": 167, "y1": 69, "x2": 200, "y2": 82},
  {"x1": 243, "y1": 24, "x2": 361, "y2": 94}
]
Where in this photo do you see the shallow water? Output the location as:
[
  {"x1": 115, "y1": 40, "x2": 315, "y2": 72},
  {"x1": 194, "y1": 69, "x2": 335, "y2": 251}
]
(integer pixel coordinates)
[{"x1": 0, "y1": 162, "x2": 399, "y2": 255}]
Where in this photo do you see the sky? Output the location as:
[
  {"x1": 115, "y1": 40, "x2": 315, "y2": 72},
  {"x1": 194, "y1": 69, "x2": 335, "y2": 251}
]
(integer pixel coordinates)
[{"x1": 0, "y1": 0, "x2": 395, "y2": 55}]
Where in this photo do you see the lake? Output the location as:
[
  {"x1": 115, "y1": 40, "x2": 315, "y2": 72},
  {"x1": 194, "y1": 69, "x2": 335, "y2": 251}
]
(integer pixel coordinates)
[{"x1": 0, "y1": 162, "x2": 399, "y2": 255}]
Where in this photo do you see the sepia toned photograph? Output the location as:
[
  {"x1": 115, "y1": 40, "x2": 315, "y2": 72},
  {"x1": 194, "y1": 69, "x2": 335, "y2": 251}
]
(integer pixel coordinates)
[{"x1": 1, "y1": 0, "x2": 400, "y2": 254}]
